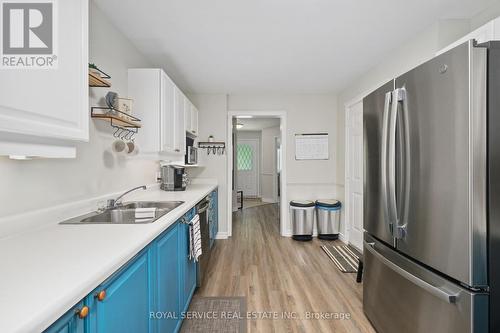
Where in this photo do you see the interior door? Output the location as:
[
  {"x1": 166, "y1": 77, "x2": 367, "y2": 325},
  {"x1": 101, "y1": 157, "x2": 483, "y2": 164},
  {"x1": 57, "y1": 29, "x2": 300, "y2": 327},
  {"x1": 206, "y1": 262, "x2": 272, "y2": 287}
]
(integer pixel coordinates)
[
  {"x1": 363, "y1": 81, "x2": 395, "y2": 246},
  {"x1": 236, "y1": 139, "x2": 259, "y2": 197},
  {"x1": 394, "y1": 41, "x2": 487, "y2": 287},
  {"x1": 347, "y1": 101, "x2": 364, "y2": 250}
]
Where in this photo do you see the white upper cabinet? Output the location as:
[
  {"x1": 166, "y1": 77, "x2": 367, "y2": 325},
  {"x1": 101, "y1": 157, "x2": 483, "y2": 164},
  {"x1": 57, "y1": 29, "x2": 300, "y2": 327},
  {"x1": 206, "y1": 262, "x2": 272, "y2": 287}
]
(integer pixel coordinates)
[
  {"x1": 174, "y1": 87, "x2": 186, "y2": 154},
  {"x1": 161, "y1": 74, "x2": 176, "y2": 153},
  {"x1": 0, "y1": 0, "x2": 89, "y2": 157},
  {"x1": 128, "y1": 69, "x2": 162, "y2": 154},
  {"x1": 128, "y1": 68, "x2": 181, "y2": 156},
  {"x1": 190, "y1": 104, "x2": 199, "y2": 136},
  {"x1": 184, "y1": 98, "x2": 198, "y2": 136},
  {"x1": 184, "y1": 98, "x2": 192, "y2": 134},
  {"x1": 128, "y1": 68, "x2": 198, "y2": 157}
]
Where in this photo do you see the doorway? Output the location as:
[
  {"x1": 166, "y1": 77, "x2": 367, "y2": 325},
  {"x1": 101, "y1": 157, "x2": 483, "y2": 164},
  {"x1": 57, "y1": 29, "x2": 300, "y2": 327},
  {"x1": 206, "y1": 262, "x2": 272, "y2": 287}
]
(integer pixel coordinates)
[
  {"x1": 236, "y1": 138, "x2": 260, "y2": 198},
  {"x1": 227, "y1": 111, "x2": 288, "y2": 237},
  {"x1": 345, "y1": 100, "x2": 364, "y2": 251}
]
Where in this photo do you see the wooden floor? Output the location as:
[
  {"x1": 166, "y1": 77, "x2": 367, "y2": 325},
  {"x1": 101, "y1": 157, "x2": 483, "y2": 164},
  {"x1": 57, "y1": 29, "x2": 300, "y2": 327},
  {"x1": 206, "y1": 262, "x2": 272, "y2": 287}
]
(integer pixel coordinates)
[
  {"x1": 196, "y1": 204, "x2": 376, "y2": 333},
  {"x1": 242, "y1": 198, "x2": 274, "y2": 209}
]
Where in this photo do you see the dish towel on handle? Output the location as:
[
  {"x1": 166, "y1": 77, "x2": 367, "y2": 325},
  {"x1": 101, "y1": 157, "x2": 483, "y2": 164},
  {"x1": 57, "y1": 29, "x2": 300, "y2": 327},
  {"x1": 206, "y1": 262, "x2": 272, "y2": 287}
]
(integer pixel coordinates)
[
  {"x1": 135, "y1": 208, "x2": 157, "y2": 220},
  {"x1": 189, "y1": 214, "x2": 202, "y2": 262}
]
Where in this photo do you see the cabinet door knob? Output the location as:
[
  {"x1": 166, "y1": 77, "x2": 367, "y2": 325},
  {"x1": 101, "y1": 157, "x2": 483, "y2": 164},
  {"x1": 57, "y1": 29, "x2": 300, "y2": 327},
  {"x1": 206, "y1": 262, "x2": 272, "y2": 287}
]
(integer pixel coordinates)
[
  {"x1": 76, "y1": 306, "x2": 89, "y2": 319},
  {"x1": 95, "y1": 290, "x2": 107, "y2": 301}
]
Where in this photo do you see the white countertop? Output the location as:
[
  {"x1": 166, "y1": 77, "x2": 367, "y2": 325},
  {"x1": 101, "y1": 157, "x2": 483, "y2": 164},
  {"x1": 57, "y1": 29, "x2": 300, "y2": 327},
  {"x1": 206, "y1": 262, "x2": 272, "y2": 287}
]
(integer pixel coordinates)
[{"x1": 0, "y1": 183, "x2": 217, "y2": 333}]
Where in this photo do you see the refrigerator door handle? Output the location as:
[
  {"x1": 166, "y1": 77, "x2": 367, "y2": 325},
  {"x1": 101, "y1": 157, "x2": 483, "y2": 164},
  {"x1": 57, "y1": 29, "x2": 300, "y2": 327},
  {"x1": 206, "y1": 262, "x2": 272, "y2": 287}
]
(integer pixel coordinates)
[
  {"x1": 387, "y1": 90, "x2": 399, "y2": 233},
  {"x1": 392, "y1": 88, "x2": 410, "y2": 239},
  {"x1": 381, "y1": 91, "x2": 393, "y2": 235},
  {"x1": 364, "y1": 241, "x2": 459, "y2": 304},
  {"x1": 399, "y1": 88, "x2": 410, "y2": 238}
]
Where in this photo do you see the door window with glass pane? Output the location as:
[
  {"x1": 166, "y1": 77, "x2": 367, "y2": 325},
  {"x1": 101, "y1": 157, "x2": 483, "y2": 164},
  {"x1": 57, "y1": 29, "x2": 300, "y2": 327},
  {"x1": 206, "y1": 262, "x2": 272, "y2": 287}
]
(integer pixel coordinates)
[{"x1": 237, "y1": 144, "x2": 253, "y2": 171}]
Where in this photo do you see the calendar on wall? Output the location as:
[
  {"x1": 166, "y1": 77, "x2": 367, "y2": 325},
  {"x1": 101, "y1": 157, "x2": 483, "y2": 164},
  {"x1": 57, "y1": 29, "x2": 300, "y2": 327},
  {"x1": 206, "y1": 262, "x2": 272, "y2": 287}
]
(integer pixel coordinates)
[{"x1": 295, "y1": 133, "x2": 329, "y2": 160}]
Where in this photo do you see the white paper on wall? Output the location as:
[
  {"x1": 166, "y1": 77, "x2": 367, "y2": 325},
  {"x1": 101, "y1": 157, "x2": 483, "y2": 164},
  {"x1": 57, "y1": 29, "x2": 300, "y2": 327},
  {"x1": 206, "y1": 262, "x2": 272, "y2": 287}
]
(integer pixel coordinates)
[{"x1": 295, "y1": 133, "x2": 329, "y2": 160}]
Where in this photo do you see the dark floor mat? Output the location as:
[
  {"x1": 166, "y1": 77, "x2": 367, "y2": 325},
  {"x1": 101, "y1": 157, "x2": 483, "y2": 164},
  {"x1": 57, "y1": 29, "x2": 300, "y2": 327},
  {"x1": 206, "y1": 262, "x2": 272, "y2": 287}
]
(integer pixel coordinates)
[
  {"x1": 180, "y1": 296, "x2": 247, "y2": 333},
  {"x1": 321, "y1": 244, "x2": 361, "y2": 273}
]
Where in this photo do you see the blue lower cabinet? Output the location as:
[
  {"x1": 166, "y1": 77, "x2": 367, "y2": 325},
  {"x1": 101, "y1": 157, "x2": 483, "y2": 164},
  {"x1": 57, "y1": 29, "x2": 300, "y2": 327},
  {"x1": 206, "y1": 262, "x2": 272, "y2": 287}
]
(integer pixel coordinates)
[
  {"x1": 47, "y1": 206, "x2": 207, "y2": 333},
  {"x1": 179, "y1": 221, "x2": 197, "y2": 313},
  {"x1": 87, "y1": 249, "x2": 153, "y2": 333},
  {"x1": 209, "y1": 189, "x2": 218, "y2": 248},
  {"x1": 154, "y1": 223, "x2": 181, "y2": 333},
  {"x1": 44, "y1": 301, "x2": 86, "y2": 333}
]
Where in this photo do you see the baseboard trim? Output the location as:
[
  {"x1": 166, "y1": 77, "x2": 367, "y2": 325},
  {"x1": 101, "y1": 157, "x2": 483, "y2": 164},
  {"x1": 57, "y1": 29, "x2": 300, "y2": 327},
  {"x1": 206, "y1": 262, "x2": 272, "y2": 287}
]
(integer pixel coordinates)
[
  {"x1": 261, "y1": 197, "x2": 277, "y2": 203},
  {"x1": 283, "y1": 231, "x2": 348, "y2": 241},
  {"x1": 215, "y1": 232, "x2": 229, "y2": 239},
  {"x1": 338, "y1": 232, "x2": 347, "y2": 243}
]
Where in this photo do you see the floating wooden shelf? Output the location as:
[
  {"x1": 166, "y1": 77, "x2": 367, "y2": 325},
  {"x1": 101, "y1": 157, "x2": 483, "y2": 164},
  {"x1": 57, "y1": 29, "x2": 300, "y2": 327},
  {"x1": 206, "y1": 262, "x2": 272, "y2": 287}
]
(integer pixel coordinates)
[
  {"x1": 198, "y1": 141, "x2": 225, "y2": 148},
  {"x1": 92, "y1": 113, "x2": 141, "y2": 128},
  {"x1": 89, "y1": 69, "x2": 111, "y2": 87},
  {"x1": 198, "y1": 141, "x2": 226, "y2": 155},
  {"x1": 91, "y1": 107, "x2": 141, "y2": 129}
]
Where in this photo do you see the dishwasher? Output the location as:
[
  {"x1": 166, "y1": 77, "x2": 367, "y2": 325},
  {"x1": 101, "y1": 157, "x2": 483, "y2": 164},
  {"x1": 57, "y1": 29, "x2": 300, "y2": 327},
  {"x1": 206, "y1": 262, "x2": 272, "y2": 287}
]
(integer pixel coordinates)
[{"x1": 196, "y1": 196, "x2": 211, "y2": 286}]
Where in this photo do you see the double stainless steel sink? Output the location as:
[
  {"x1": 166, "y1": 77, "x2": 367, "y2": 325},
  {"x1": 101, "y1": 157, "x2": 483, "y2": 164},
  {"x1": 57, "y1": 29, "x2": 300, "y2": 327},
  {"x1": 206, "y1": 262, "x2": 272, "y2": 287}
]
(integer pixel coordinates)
[{"x1": 60, "y1": 201, "x2": 184, "y2": 224}]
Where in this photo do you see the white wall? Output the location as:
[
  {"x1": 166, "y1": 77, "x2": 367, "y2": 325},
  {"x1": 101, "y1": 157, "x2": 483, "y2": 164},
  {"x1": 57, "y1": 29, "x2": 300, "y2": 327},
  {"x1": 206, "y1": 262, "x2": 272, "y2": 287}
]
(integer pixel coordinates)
[
  {"x1": 190, "y1": 95, "x2": 342, "y2": 233},
  {"x1": 189, "y1": 93, "x2": 341, "y2": 236},
  {"x1": 186, "y1": 94, "x2": 229, "y2": 235},
  {"x1": 228, "y1": 95, "x2": 342, "y2": 235},
  {"x1": 471, "y1": 2, "x2": 500, "y2": 30},
  {"x1": 0, "y1": 1, "x2": 158, "y2": 218}
]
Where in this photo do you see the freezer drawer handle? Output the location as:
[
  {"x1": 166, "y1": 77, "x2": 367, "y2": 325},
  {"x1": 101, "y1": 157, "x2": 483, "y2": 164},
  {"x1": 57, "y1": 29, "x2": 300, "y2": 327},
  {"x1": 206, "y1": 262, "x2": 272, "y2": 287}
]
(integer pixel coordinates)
[{"x1": 364, "y1": 241, "x2": 459, "y2": 304}]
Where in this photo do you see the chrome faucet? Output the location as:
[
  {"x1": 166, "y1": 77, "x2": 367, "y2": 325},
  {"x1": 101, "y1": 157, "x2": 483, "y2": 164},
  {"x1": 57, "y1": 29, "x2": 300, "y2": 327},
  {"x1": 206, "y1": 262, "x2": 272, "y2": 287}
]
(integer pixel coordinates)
[{"x1": 106, "y1": 185, "x2": 147, "y2": 209}]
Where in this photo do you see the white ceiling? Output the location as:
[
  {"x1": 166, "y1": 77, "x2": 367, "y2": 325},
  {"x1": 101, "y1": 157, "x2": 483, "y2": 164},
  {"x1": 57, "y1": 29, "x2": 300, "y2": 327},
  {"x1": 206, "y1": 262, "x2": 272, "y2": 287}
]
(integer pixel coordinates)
[
  {"x1": 236, "y1": 117, "x2": 280, "y2": 131},
  {"x1": 94, "y1": 0, "x2": 497, "y2": 94}
]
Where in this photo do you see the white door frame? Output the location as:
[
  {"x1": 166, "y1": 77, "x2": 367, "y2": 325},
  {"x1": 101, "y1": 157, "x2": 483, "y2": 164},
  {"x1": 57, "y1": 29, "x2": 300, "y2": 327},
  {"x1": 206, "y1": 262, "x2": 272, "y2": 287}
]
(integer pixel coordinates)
[
  {"x1": 235, "y1": 138, "x2": 260, "y2": 198},
  {"x1": 273, "y1": 135, "x2": 280, "y2": 203},
  {"x1": 227, "y1": 111, "x2": 288, "y2": 237},
  {"x1": 344, "y1": 95, "x2": 365, "y2": 248},
  {"x1": 344, "y1": 80, "x2": 393, "y2": 248}
]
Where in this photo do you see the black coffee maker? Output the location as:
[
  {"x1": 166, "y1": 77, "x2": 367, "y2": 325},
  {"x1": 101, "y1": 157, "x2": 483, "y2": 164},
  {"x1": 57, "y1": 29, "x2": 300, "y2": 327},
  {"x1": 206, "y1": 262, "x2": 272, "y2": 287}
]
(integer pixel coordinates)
[{"x1": 160, "y1": 165, "x2": 187, "y2": 191}]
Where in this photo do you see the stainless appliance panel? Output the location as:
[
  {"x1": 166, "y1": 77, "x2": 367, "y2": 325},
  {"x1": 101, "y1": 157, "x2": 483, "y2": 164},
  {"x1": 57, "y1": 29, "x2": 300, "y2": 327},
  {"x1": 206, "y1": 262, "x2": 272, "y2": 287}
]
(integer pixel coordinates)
[
  {"x1": 363, "y1": 80, "x2": 395, "y2": 245},
  {"x1": 484, "y1": 40, "x2": 500, "y2": 333},
  {"x1": 394, "y1": 41, "x2": 487, "y2": 286},
  {"x1": 363, "y1": 233, "x2": 488, "y2": 333},
  {"x1": 187, "y1": 146, "x2": 198, "y2": 165},
  {"x1": 196, "y1": 197, "x2": 211, "y2": 286}
]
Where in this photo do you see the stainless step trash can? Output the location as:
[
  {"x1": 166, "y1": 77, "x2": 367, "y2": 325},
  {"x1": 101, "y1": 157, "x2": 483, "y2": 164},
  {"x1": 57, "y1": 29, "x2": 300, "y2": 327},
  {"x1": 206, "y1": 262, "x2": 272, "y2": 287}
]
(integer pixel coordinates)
[
  {"x1": 290, "y1": 200, "x2": 315, "y2": 241},
  {"x1": 315, "y1": 199, "x2": 342, "y2": 240}
]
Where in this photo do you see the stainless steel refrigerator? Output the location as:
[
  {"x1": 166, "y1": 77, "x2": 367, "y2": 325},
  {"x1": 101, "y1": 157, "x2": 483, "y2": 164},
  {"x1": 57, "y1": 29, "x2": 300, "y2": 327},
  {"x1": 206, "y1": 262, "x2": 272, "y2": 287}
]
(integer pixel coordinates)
[{"x1": 363, "y1": 40, "x2": 500, "y2": 333}]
